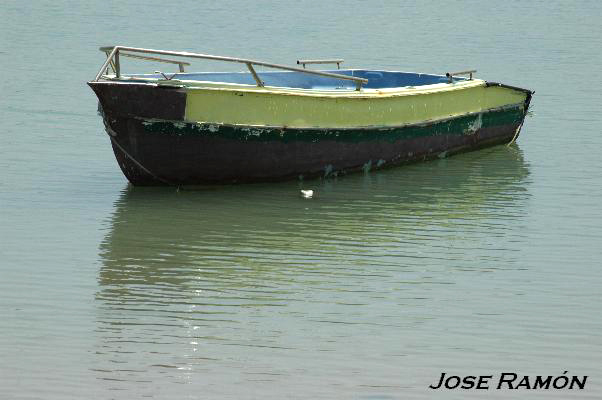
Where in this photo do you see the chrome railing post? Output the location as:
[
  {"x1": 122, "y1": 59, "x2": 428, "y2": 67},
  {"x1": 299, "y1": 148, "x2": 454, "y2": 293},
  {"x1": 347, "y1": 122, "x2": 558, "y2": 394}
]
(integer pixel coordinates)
[
  {"x1": 246, "y1": 63, "x2": 264, "y2": 87},
  {"x1": 114, "y1": 49, "x2": 120, "y2": 78},
  {"x1": 94, "y1": 46, "x2": 119, "y2": 81}
]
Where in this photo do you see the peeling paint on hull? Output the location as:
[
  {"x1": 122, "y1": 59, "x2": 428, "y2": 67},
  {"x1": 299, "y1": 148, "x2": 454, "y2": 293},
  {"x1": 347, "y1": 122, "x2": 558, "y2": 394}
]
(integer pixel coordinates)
[{"x1": 101, "y1": 105, "x2": 525, "y2": 186}]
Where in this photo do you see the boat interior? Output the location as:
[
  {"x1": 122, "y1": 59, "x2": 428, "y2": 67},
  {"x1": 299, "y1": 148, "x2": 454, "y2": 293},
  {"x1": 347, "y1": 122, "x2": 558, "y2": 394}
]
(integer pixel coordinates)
[{"x1": 126, "y1": 70, "x2": 461, "y2": 90}]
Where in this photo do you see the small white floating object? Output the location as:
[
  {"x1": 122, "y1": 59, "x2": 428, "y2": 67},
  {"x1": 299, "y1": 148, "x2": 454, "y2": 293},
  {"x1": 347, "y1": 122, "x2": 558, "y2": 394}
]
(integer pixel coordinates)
[{"x1": 300, "y1": 189, "x2": 314, "y2": 198}]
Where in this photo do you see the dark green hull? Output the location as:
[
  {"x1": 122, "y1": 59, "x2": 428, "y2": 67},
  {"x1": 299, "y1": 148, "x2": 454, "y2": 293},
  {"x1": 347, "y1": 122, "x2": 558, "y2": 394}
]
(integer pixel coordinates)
[{"x1": 100, "y1": 103, "x2": 529, "y2": 185}]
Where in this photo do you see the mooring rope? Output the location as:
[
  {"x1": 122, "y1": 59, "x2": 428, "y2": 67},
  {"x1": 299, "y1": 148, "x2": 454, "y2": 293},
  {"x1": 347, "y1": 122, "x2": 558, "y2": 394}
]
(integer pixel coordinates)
[
  {"x1": 98, "y1": 102, "x2": 178, "y2": 186},
  {"x1": 485, "y1": 82, "x2": 533, "y2": 148},
  {"x1": 106, "y1": 130, "x2": 175, "y2": 186},
  {"x1": 508, "y1": 122, "x2": 524, "y2": 145}
]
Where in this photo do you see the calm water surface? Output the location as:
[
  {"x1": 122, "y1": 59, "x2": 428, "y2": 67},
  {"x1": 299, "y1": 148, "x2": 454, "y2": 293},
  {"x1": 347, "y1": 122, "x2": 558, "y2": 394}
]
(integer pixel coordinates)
[{"x1": 1, "y1": 1, "x2": 601, "y2": 399}]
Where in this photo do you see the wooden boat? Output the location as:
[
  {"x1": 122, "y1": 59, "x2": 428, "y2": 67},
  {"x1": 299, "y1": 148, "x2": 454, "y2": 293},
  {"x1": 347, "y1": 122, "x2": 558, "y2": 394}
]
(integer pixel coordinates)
[{"x1": 88, "y1": 46, "x2": 533, "y2": 186}]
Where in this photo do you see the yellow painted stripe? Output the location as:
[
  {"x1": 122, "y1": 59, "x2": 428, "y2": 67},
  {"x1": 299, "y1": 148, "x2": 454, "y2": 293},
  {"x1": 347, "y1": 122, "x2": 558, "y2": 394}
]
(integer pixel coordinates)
[{"x1": 183, "y1": 80, "x2": 526, "y2": 129}]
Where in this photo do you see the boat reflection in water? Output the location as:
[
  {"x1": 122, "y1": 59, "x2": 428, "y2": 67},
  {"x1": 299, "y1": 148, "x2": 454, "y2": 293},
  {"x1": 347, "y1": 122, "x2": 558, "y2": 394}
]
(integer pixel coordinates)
[{"x1": 95, "y1": 146, "x2": 530, "y2": 396}]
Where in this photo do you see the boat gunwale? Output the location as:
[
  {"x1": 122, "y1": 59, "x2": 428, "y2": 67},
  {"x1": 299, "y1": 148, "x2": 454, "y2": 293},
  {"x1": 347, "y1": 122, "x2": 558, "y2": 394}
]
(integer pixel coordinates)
[{"x1": 91, "y1": 76, "x2": 492, "y2": 99}]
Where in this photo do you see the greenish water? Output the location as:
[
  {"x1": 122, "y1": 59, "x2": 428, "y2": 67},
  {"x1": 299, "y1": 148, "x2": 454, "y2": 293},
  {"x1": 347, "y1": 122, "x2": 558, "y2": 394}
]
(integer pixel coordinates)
[{"x1": 1, "y1": 1, "x2": 601, "y2": 399}]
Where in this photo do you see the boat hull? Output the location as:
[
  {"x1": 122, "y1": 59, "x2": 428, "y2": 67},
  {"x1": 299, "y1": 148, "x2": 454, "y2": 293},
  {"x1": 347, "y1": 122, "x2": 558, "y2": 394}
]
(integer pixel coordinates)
[
  {"x1": 99, "y1": 105, "x2": 525, "y2": 185},
  {"x1": 89, "y1": 79, "x2": 532, "y2": 186}
]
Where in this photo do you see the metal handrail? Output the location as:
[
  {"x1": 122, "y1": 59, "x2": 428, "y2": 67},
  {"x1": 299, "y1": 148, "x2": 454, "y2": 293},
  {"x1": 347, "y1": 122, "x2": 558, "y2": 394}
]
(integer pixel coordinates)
[
  {"x1": 94, "y1": 46, "x2": 368, "y2": 90},
  {"x1": 297, "y1": 59, "x2": 344, "y2": 69},
  {"x1": 446, "y1": 69, "x2": 476, "y2": 83},
  {"x1": 100, "y1": 47, "x2": 191, "y2": 72}
]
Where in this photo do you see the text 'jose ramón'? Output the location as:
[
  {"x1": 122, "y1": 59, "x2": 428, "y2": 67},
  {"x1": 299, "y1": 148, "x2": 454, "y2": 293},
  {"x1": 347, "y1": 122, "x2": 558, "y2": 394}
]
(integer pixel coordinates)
[{"x1": 429, "y1": 371, "x2": 587, "y2": 390}]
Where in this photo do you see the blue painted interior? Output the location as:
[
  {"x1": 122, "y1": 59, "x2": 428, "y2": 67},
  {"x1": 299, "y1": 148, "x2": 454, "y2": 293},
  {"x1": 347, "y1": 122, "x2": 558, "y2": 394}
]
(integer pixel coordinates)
[{"x1": 126, "y1": 70, "x2": 460, "y2": 89}]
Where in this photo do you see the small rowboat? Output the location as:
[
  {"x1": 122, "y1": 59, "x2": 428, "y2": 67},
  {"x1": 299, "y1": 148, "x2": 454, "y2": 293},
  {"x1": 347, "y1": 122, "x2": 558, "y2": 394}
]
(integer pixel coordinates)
[{"x1": 88, "y1": 46, "x2": 533, "y2": 186}]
